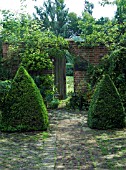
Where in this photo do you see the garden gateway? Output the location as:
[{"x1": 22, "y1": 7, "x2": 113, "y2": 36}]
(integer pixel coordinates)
[{"x1": 2, "y1": 39, "x2": 108, "y2": 99}]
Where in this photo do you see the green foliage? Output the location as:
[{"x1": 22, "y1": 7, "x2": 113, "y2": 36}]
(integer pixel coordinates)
[
  {"x1": 66, "y1": 51, "x2": 74, "y2": 76},
  {"x1": 87, "y1": 49, "x2": 126, "y2": 110},
  {"x1": 0, "y1": 12, "x2": 68, "y2": 59},
  {"x1": 74, "y1": 56, "x2": 89, "y2": 71},
  {"x1": 79, "y1": 0, "x2": 126, "y2": 47},
  {"x1": 33, "y1": 75, "x2": 54, "y2": 105},
  {"x1": 0, "y1": 39, "x2": 3, "y2": 77},
  {"x1": 67, "y1": 92, "x2": 89, "y2": 111},
  {"x1": 0, "y1": 38, "x2": 2, "y2": 58},
  {"x1": 78, "y1": 12, "x2": 95, "y2": 45},
  {"x1": 42, "y1": 132, "x2": 49, "y2": 140},
  {"x1": 0, "y1": 66, "x2": 49, "y2": 132},
  {"x1": 88, "y1": 74, "x2": 125, "y2": 129},
  {"x1": 67, "y1": 81, "x2": 92, "y2": 110},
  {"x1": 34, "y1": 0, "x2": 84, "y2": 38},
  {"x1": 0, "y1": 10, "x2": 68, "y2": 104},
  {"x1": 0, "y1": 80, "x2": 11, "y2": 110},
  {"x1": 21, "y1": 52, "x2": 54, "y2": 104},
  {"x1": 84, "y1": 0, "x2": 94, "y2": 15},
  {"x1": 79, "y1": 0, "x2": 126, "y2": 115},
  {"x1": 34, "y1": 0, "x2": 69, "y2": 37},
  {"x1": 86, "y1": 56, "x2": 110, "y2": 86},
  {"x1": 21, "y1": 53, "x2": 53, "y2": 71},
  {"x1": 66, "y1": 63, "x2": 73, "y2": 76},
  {"x1": 67, "y1": 12, "x2": 81, "y2": 37},
  {"x1": 107, "y1": 48, "x2": 126, "y2": 108},
  {"x1": 66, "y1": 76, "x2": 74, "y2": 95},
  {"x1": 48, "y1": 98, "x2": 60, "y2": 109},
  {"x1": 0, "y1": 50, "x2": 22, "y2": 80},
  {"x1": 79, "y1": 12, "x2": 113, "y2": 47},
  {"x1": 65, "y1": 50, "x2": 74, "y2": 67}
]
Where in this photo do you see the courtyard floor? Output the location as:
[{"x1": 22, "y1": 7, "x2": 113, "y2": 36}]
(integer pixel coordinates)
[{"x1": 0, "y1": 109, "x2": 126, "y2": 170}]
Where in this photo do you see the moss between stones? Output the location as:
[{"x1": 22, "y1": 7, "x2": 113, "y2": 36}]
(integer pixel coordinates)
[
  {"x1": 88, "y1": 74, "x2": 125, "y2": 129},
  {"x1": 0, "y1": 66, "x2": 49, "y2": 132}
]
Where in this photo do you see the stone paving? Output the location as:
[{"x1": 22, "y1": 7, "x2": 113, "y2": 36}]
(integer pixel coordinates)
[
  {"x1": 48, "y1": 109, "x2": 107, "y2": 170},
  {"x1": 0, "y1": 109, "x2": 108, "y2": 170},
  {"x1": 0, "y1": 131, "x2": 56, "y2": 170}
]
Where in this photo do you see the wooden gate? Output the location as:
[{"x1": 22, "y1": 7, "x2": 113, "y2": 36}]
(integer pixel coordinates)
[{"x1": 54, "y1": 56, "x2": 66, "y2": 99}]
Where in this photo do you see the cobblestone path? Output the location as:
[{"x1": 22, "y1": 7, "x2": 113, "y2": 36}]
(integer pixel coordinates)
[
  {"x1": 0, "y1": 109, "x2": 108, "y2": 170},
  {"x1": 49, "y1": 109, "x2": 107, "y2": 170}
]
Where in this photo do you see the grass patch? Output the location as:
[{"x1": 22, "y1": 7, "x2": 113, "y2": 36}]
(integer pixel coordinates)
[
  {"x1": 42, "y1": 132, "x2": 49, "y2": 140},
  {"x1": 66, "y1": 76, "x2": 74, "y2": 94},
  {"x1": 29, "y1": 131, "x2": 49, "y2": 141},
  {"x1": 58, "y1": 76, "x2": 74, "y2": 108}
]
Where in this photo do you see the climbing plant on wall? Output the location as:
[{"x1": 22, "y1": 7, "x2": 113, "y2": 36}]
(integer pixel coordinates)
[
  {"x1": 0, "y1": 9, "x2": 68, "y2": 104},
  {"x1": 77, "y1": 0, "x2": 126, "y2": 111}
]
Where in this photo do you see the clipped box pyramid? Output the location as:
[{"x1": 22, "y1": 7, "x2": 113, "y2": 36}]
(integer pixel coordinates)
[
  {"x1": 0, "y1": 66, "x2": 49, "y2": 132},
  {"x1": 88, "y1": 74, "x2": 125, "y2": 129}
]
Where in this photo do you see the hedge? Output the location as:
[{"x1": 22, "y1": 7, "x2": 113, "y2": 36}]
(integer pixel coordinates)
[
  {"x1": 0, "y1": 66, "x2": 49, "y2": 132},
  {"x1": 88, "y1": 74, "x2": 125, "y2": 129}
]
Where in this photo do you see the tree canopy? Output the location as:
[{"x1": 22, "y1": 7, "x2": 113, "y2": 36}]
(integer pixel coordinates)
[{"x1": 34, "y1": 0, "x2": 69, "y2": 37}]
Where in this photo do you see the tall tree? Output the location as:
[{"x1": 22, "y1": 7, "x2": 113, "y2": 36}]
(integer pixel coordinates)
[
  {"x1": 100, "y1": 0, "x2": 126, "y2": 45},
  {"x1": 96, "y1": 17, "x2": 109, "y2": 25},
  {"x1": 34, "y1": 0, "x2": 69, "y2": 37},
  {"x1": 66, "y1": 12, "x2": 81, "y2": 37},
  {"x1": 84, "y1": 0, "x2": 94, "y2": 15}
]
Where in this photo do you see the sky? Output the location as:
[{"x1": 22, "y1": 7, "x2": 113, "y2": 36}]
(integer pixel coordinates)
[{"x1": 0, "y1": 0, "x2": 117, "y2": 19}]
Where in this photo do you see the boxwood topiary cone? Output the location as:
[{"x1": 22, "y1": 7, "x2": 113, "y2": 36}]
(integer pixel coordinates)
[
  {"x1": 88, "y1": 74, "x2": 125, "y2": 129},
  {"x1": 0, "y1": 66, "x2": 49, "y2": 132}
]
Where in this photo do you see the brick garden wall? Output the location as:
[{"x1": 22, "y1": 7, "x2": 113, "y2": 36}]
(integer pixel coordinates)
[
  {"x1": 1, "y1": 43, "x2": 53, "y2": 79},
  {"x1": 1, "y1": 43, "x2": 65, "y2": 99},
  {"x1": 2, "y1": 43, "x2": 9, "y2": 59},
  {"x1": 2, "y1": 41, "x2": 108, "y2": 94},
  {"x1": 68, "y1": 39, "x2": 108, "y2": 92}
]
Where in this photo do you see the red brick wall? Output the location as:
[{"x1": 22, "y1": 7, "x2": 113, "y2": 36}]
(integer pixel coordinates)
[
  {"x1": 2, "y1": 41, "x2": 108, "y2": 94},
  {"x1": 68, "y1": 39, "x2": 108, "y2": 92},
  {"x1": 74, "y1": 71, "x2": 87, "y2": 92},
  {"x1": 1, "y1": 43, "x2": 53, "y2": 79},
  {"x1": 2, "y1": 43, "x2": 9, "y2": 59}
]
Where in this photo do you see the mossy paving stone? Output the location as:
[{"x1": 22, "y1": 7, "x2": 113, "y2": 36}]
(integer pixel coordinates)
[
  {"x1": 0, "y1": 132, "x2": 55, "y2": 170},
  {"x1": 49, "y1": 110, "x2": 107, "y2": 170},
  {"x1": 1, "y1": 109, "x2": 125, "y2": 169},
  {"x1": 52, "y1": 110, "x2": 126, "y2": 169}
]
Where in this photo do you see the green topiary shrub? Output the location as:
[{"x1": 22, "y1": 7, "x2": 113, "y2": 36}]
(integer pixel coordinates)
[
  {"x1": 88, "y1": 74, "x2": 125, "y2": 129},
  {"x1": 0, "y1": 66, "x2": 49, "y2": 132}
]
